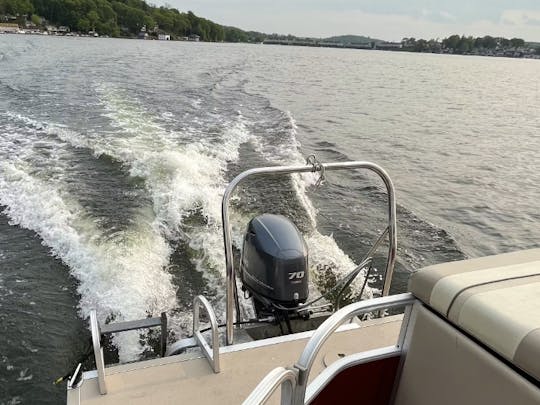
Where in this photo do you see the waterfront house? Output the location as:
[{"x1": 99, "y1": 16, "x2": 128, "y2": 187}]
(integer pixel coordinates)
[
  {"x1": 1, "y1": 15, "x2": 18, "y2": 23},
  {"x1": 158, "y1": 33, "x2": 170, "y2": 40},
  {"x1": 348, "y1": 43, "x2": 373, "y2": 49},
  {"x1": 376, "y1": 42, "x2": 403, "y2": 50},
  {"x1": 188, "y1": 34, "x2": 200, "y2": 41},
  {"x1": 138, "y1": 24, "x2": 149, "y2": 40},
  {"x1": 0, "y1": 23, "x2": 19, "y2": 33},
  {"x1": 46, "y1": 25, "x2": 70, "y2": 35}
]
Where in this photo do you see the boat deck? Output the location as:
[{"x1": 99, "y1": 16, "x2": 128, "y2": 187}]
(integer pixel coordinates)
[{"x1": 67, "y1": 315, "x2": 402, "y2": 405}]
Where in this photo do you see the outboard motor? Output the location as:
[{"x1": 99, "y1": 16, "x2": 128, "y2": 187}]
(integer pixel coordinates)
[{"x1": 240, "y1": 214, "x2": 309, "y2": 320}]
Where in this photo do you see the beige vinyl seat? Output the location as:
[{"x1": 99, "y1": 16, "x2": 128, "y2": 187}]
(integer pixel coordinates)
[{"x1": 393, "y1": 249, "x2": 540, "y2": 405}]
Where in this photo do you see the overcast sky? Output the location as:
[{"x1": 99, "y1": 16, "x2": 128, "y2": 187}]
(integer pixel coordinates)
[{"x1": 154, "y1": 1, "x2": 540, "y2": 41}]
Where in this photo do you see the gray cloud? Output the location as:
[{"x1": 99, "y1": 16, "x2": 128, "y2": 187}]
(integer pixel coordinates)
[
  {"x1": 154, "y1": 1, "x2": 540, "y2": 41},
  {"x1": 501, "y1": 9, "x2": 540, "y2": 26}
]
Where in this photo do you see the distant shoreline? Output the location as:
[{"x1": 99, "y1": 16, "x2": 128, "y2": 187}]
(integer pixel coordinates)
[
  {"x1": 2, "y1": 31, "x2": 539, "y2": 61},
  {"x1": 0, "y1": 30, "x2": 199, "y2": 41},
  {"x1": 262, "y1": 39, "x2": 540, "y2": 60}
]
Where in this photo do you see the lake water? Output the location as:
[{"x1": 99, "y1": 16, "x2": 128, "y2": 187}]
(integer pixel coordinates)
[{"x1": 0, "y1": 36, "x2": 539, "y2": 404}]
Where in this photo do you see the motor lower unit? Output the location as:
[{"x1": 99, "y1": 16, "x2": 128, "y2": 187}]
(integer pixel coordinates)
[{"x1": 240, "y1": 214, "x2": 309, "y2": 320}]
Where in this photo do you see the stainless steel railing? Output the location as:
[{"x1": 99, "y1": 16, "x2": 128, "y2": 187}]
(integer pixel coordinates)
[
  {"x1": 221, "y1": 161, "x2": 397, "y2": 345},
  {"x1": 90, "y1": 310, "x2": 108, "y2": 395},
  {"x1": 242, "y1": 367, "x2": 297, "y2": 405},
  {"x1": 193, "y1": 295, "x2": 220, "y2": 373},
  {"x1": 89, "y1": 295, "x2": 220, "y2": 395},
  {"x1": 242, "y1": 293, "x2": 417, "y2": 405},
  {"x1": 292, "y1": 293, "x2": 416, "y2": 404},
  {"x1": 89, "y1": 310, "x2": 168, "y2": 395}
]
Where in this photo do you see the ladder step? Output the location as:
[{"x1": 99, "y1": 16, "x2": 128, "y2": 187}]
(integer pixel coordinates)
[{"x1": 101, "y1": 316, "x2": 162, "y2": 334}]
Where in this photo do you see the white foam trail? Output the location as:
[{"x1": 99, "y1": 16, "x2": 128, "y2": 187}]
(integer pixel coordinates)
[
  {"x1": 3, "y1": 92, "x2": 371, "y2": 359},
  {"x1": 252, "y1": 111, "x2": 374, "y2": 299},
  {"x1": 1, "y1": 112, "x2": 180, "y2": 359},
  {"x1": 31, "y1": 86, "x2": 254, "y2": 319},
  {"x1": 97, "y1": 87, "x2": 261, "y2": 318},
  {"x1": 0, "y1": 162, "x2": 177, "y2": 361},
  {"x1": 97, "y1": 86, "x2": 252, "y2": 279}
]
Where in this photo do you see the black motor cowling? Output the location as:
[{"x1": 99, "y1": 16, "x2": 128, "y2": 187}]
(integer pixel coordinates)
[{"x1": 240, "y1": 214, "x2": 309, "y2": 317}]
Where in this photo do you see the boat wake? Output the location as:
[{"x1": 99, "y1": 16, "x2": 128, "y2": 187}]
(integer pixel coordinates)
[
  {"x1": 0, "y1": 85, "x2": 378, "y2": 359},
  {"x1": 249, "y1": 109, "x2": 377, "y2": 300},
  {"x1": 0, "y1": 161, "x2": 176, "y2": 361}
]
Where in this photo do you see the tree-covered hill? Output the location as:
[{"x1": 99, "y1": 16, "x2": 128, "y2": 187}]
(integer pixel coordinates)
[{"x1": 0, "y1": 0, "x2": 266, "y2": 41}]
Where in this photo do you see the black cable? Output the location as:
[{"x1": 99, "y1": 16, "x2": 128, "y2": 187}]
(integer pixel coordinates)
[
  {"x1": 358, "y1": 263, "x2": 373, "y2": 303},
  {"x1": 233, "y1": 280, "x2": 241, "y2": 324},
  {"x1": 335, "y1": 262, "x2": 374, "y2": 310},
  {"x1": 284, "y1": 311, "x2": 293, "y2": 334},
  {"x1": 335, "y1": 268, "x2": 362, "y2": 310},
  {"x1": 276, "y1": 315, "x2": 284, "y2": 335}
]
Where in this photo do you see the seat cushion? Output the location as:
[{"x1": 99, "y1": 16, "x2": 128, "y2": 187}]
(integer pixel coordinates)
[
  {"x1": 393, "y1": 306, "x2": 540, "y2": 405},
  {"x1": 408, "y1": 249, "x2": 540, "y2": 382}
]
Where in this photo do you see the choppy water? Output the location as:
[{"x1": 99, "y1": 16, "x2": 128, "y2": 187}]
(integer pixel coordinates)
[{"x1": 0, "y1": 36, "x2": 538, "y2": 404}]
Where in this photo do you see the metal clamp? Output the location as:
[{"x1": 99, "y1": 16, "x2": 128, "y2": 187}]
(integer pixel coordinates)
[
  {"x1": 193, "y1": 295, "x2": 220, "y2": 373},
  {"x1": 242, "y1": 367, "x2": 298, "y2": 405},
  {"x1": 306, "y1": 155, "x2": 326, "y2": 187}
]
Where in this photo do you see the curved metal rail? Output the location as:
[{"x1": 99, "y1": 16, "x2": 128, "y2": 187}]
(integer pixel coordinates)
[
  {"x1": 242, "y1": 367, "x2": 298, "y2": 405},
  {"x1": 221, "y1": 161, "x2": 397, "y2": 345},
  {"x1": 292, "y1": 293, "x2": 416, "y2": 404},
  {"x1": 242, "y1": 293, "x2": 416, "y2": 405},
  {"x1": 193, "y1": 295, "x2": 220, "y2": 373}
]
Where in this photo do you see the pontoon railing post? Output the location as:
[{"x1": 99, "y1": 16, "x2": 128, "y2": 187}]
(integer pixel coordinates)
[
  {"x1": 89, "y1": 310, "x2": 170, "y2": 394},
  {"x1": 90, "y1": 310, "x2": 107, "y2": 395},
  {"x1": 222, "y1": 161, "x2": 397, "y2": 345},
  {"x1": 193, "y1": 295, "x2": 220, "y2": 373}
]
